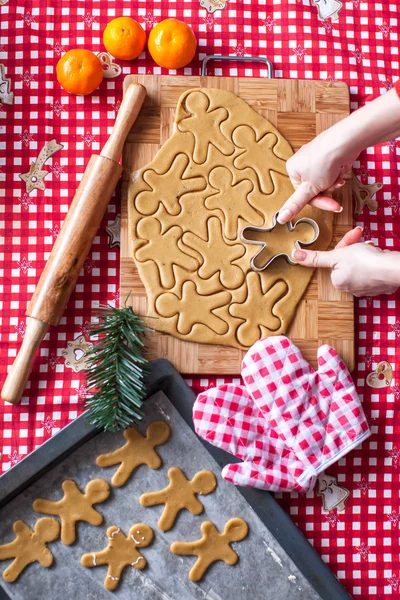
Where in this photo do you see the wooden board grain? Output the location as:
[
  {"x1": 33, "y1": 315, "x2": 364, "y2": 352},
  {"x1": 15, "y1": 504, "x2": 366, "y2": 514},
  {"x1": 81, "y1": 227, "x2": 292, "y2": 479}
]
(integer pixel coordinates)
[{"x1": 121, "y1": 75, "x2": 353, "y2": 373}]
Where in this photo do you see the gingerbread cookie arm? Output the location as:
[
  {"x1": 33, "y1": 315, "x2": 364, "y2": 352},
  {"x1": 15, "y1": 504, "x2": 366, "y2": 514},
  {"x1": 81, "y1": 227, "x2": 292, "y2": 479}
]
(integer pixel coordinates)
[{"x1": 32, "y1": 498, "x2": 61, "y2": 518}]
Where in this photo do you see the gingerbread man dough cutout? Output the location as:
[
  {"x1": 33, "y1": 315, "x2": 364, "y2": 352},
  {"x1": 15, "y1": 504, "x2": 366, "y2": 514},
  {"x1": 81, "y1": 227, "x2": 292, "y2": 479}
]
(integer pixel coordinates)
[
  {"x1": 96, "y1": 421, "x2": 171, "y2": 487},
  {"x1": 140, "y1": 467, "x2": 217, "y2": 532},
  {"x1": 81, "y1": 524, "x2": 153, "y2": 591},
  {"x1": 183, "y1": 217, "x2": 245, "y2": 289},
  {"x1": 205, "y1": 166, "x2": 262, "y2": 240},
  {"x1": 233, "y1": 126, "x2": 288, "y2": 194},
  {"x1": 33, "y1": 479, "x2": 110, "y2": 545},
  {"x1": 170, "y1": 518, "x2": 248, "y2": 582},
  {"x1": 135, "y1": 153, "x2": 206, "y2": 216},
  {"x1": 0, "y1": 518, "x2": 60, "y2": 582},
  {"x1": 135, "y1": 217, "x2": 199, "y2": 289},
  {"x1": 230, "y1": 275, "x2": 288, "y2": 347},
  {"x1": 178, "y1": 91, "x2": 234, "y2": 163},
  {"x1": 155, "y1": 280, "x2": 231, "y2": 336}
]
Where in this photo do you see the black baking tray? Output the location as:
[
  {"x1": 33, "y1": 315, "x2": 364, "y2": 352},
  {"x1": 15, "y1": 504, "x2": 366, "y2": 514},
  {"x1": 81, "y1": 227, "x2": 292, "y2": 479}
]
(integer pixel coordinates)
[{"x1": 0, "y1": 359, "x2": 352, "y2": 600}]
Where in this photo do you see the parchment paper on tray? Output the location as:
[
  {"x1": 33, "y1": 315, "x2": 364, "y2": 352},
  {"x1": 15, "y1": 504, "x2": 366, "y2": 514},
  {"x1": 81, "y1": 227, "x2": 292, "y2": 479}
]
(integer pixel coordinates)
[{"x1": 0, "y1": 391, "x2": 322, "y2": 600}]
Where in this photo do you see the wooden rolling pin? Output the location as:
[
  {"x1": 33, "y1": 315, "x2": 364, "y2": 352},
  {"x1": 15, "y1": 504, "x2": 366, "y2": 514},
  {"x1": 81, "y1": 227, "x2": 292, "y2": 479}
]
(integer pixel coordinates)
[{"x1": 1, "y1": 82, "x2": 147, "y2": 405}]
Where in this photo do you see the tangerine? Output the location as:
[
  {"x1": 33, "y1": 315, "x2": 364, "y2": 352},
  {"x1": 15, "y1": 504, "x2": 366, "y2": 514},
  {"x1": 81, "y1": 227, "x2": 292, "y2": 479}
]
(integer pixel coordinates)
[
  {"x1": 148, "y1": 18, "x2": 197, "y2": 70},
  {"x1": 56, "y1": 49, "x2": 103, "y2": 96},
  {"x1": 103, "y1": 17, "x2": 146, "y2": 61}
]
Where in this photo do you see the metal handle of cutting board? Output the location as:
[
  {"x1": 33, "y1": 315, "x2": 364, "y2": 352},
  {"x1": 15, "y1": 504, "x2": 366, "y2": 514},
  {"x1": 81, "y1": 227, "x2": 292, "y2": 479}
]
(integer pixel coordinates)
[{"x1": 201, "y1": 54, "x2": 274, "y2": 78}]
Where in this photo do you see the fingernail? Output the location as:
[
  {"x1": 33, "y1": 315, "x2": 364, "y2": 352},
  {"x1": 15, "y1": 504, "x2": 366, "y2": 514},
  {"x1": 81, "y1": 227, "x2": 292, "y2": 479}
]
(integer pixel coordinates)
[
  {"x1": 334, "y1": 206, "x2": 343, "y2": 213},
  {"x1": 292, "y1": 249, "x2": 307, "y2": 261},
  {"x1": 356, "y1": 225, "x2": 363, "y2": 231},
  {"x1": 277, "y1": 208, "x2": 293, "y2": 224}
]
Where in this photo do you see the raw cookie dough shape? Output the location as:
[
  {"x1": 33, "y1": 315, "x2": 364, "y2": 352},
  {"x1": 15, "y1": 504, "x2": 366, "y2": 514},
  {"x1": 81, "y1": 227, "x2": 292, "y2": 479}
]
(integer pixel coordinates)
[
  {"x1": 129, "y1": 87, "x2": 334, "y2": 350},
  {"x1": 155, "y1": 281, "x2": 231, "y2": 335},
  {"x1": 240, "y1": 213, "x2": 319, "y2": 271},
  {"x1": 32, "y1": 479, "x2": 110, "y2": 545},
  {"x1": 230, "y1": 275, "x2": 288, "y2": 347},
  {"x1": 135, "y1": 153, "x2": 206, "y2": 216},
  {"x1": 96, "y1": 421, "x2": 171, "y2": 487},
  {"x1": 140, "y1": 467, "x2": 217, "y2": 532},
  {"x1": 205, "y1": 166, "x2": 263, "y2": 240},
  {"x1": 0, "y1": 518, "x2": 60, "y2": 583},
  {"x1": 183, "y1": 217, "x2": 245, "y2": 289},
  {"x1": 135, "y1": 217, "x2": 199, "y2": 289},
  {"x1": 178, "y1": 91, "x2": 235, "y2": 164},
  {"x1": 170, "y1": 518, "x2": 248, "y2": 582},
  {"x1": 81, "y1": 524, "x2": 153, "y2": 591},
  {"x1": 233, "y1": 125, "x2": 288, "y2": 194}
]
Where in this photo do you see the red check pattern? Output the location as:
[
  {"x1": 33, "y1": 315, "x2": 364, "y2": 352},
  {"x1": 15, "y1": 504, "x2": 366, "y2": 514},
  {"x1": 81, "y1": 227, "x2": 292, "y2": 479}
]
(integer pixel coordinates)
[
  {"x1": 242, "y1": 337, "x2": 371, "y2": 481},
  {"x1": 194, "y1": 337, "x2": 371, "y2": 492},
  {"x1": 194, "y1": 383, "x2": 312, "y2": 492},
  {"x1": 1, "y1": 1, "x2": 400, "y2": 597}
]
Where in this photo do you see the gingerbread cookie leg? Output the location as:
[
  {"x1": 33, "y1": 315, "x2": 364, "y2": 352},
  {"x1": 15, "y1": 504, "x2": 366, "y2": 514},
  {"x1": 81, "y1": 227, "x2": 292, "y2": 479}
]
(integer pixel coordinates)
[
  {"x1": 0, "y1": 518, "x2": 60, "y2": 582},
  {"x1": 170, "y1": 518, "x2": 248, "y2": 582},
  {"x1": 96, "y1": 421, "x2": 171, "y2": 487},
  {"x1": 33, "y1": 479, "x2": 110, "y2": 545},
  {"x1": 81, "y1": 524, "x2": 153, "y2": 591},
  {"x1": 140, "y1": 467, "x2": 217, "y2": 532}
]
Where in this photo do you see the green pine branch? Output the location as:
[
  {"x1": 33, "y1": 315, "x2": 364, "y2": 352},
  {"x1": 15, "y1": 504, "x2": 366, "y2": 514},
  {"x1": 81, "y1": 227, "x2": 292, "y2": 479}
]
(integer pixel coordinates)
[{"x1": 83, "y1": 303, "x2": 152, "y2": 431}]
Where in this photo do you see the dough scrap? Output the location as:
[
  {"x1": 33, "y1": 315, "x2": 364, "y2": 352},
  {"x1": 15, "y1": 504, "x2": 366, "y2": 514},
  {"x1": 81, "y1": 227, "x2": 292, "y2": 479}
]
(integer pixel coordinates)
[
  {"x1": 129, "y1": 87, "x2": 334, "y2": 349},
  {"x1": 96, "y1": 421, "x2": 171, "y2": 487},
  {"x1": 33, "y1": 479, "x2": 110, "y2": 545},
  {"x1": 81, "y1": 524, "x2": 153, "y2": 591},
  {"x1": 140, "y1": 467, "x2": 217, "y2": 532},
  {"x1": 0, "y1": 518, "x2": 60, "y2": 582},
  {"x1": 170, "y1": 518, "x2": 248, "y2": 582}
]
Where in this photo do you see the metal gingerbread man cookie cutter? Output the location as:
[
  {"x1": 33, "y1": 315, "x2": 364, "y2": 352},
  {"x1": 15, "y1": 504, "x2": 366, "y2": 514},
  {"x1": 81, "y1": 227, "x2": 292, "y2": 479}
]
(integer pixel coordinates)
[{"x1": 240, "y1": 211, "x2": 320, "y2": 271}]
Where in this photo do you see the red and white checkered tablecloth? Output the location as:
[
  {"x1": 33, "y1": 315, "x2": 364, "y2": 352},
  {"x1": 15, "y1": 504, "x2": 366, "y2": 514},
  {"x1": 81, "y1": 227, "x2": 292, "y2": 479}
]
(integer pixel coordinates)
[{"x1": 0, "y1": 1, "x2": 399, "y2": 598}]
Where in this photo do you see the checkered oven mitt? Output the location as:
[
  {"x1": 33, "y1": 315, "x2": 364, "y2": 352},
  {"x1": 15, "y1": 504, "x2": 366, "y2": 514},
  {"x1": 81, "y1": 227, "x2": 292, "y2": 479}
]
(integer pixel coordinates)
[
  {"x1": 193, "y1": 336, "x2": 371, "y2": 492},
  {"x1": 193, "y1": 383, "x2": 311, "y2": 492}
]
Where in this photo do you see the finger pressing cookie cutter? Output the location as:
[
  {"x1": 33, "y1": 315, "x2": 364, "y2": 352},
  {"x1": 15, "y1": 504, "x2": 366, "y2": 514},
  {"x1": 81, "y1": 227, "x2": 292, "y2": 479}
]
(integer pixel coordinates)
[{"x1": 240, "y1": 211, "x2": 320, "y2": 272}]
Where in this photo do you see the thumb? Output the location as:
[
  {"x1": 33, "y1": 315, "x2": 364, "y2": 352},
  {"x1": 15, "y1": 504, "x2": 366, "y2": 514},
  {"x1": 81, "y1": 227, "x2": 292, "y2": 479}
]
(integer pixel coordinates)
[
  {"x1": 335, "y1": 226, "x2": 363, "y2": 249},
  {"x1": 277, "y1": 182, "x2": 318, "y2": 223},
  {"x1": 292, "y1": 248, "x2": 339, "y2": 269}
]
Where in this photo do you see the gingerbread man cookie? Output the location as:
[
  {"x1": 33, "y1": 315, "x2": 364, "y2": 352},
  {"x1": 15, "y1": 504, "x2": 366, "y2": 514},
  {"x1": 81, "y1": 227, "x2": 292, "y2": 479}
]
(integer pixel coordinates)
[
  {"x1": 170, "y1": 518, "x2": 248, "y2": 582},
  {"x1": 178, "y1": 91, "x2": 234, "y2": 163},
  {"x1": 81, "y1": 524, "x2": 153, "y2": 591},
  {"x1": 33, "y1": 479, "x2": 110, "y2": 545},
  {"x1": 0, "y1": 518, "x2": 60, "y2": 582},
  {"x1": 96, "y1": 421, "x2": 171, "y2": 487},
  {"x1": 140, "y1": 467, "x2": 217, "y2": 531}
]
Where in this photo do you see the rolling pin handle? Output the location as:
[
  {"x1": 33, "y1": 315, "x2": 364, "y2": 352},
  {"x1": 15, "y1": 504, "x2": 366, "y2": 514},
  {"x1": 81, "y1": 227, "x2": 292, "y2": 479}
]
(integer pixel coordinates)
[
  {"x1": 1, "y1": 318, "x2": 49, "y2": 405},
  {"x1": 101, "y1": 83, "x2": 147, "y2": 163}
]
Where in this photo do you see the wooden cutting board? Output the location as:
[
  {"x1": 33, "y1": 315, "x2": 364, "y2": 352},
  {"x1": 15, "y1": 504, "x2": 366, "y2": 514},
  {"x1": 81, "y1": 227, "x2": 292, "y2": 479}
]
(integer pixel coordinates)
[{"x1": 121, "y1": 75, "x2": 353, "y2": 373}]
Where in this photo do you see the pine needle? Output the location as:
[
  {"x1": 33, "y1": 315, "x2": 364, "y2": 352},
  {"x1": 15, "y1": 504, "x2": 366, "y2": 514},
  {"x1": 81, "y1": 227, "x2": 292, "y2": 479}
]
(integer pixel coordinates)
[{"x1": 83, "y1": 303, "x2": 151, "y2": 431}]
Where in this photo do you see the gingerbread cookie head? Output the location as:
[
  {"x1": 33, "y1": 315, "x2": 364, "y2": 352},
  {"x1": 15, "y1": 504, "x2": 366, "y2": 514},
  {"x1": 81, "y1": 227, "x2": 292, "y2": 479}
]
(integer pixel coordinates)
[
  {"x1": 191, "y1": 470, "x2": 217, "y2": 495},
  {"x1": 128, "y1": 524, "x2": 153, "y2": 548}
]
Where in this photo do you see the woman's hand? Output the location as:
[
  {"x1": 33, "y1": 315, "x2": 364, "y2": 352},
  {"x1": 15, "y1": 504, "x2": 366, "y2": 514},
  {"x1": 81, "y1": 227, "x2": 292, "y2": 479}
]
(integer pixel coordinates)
[
  {"x1": 293, "y1": 227, "x2": 400, "y2": 297},
  {"x1": 277, "y1": 130, "x2": 355, "y2": 224},
  {"x1": 278, "y1": 87, "x2": 400, "y2": 224}
]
